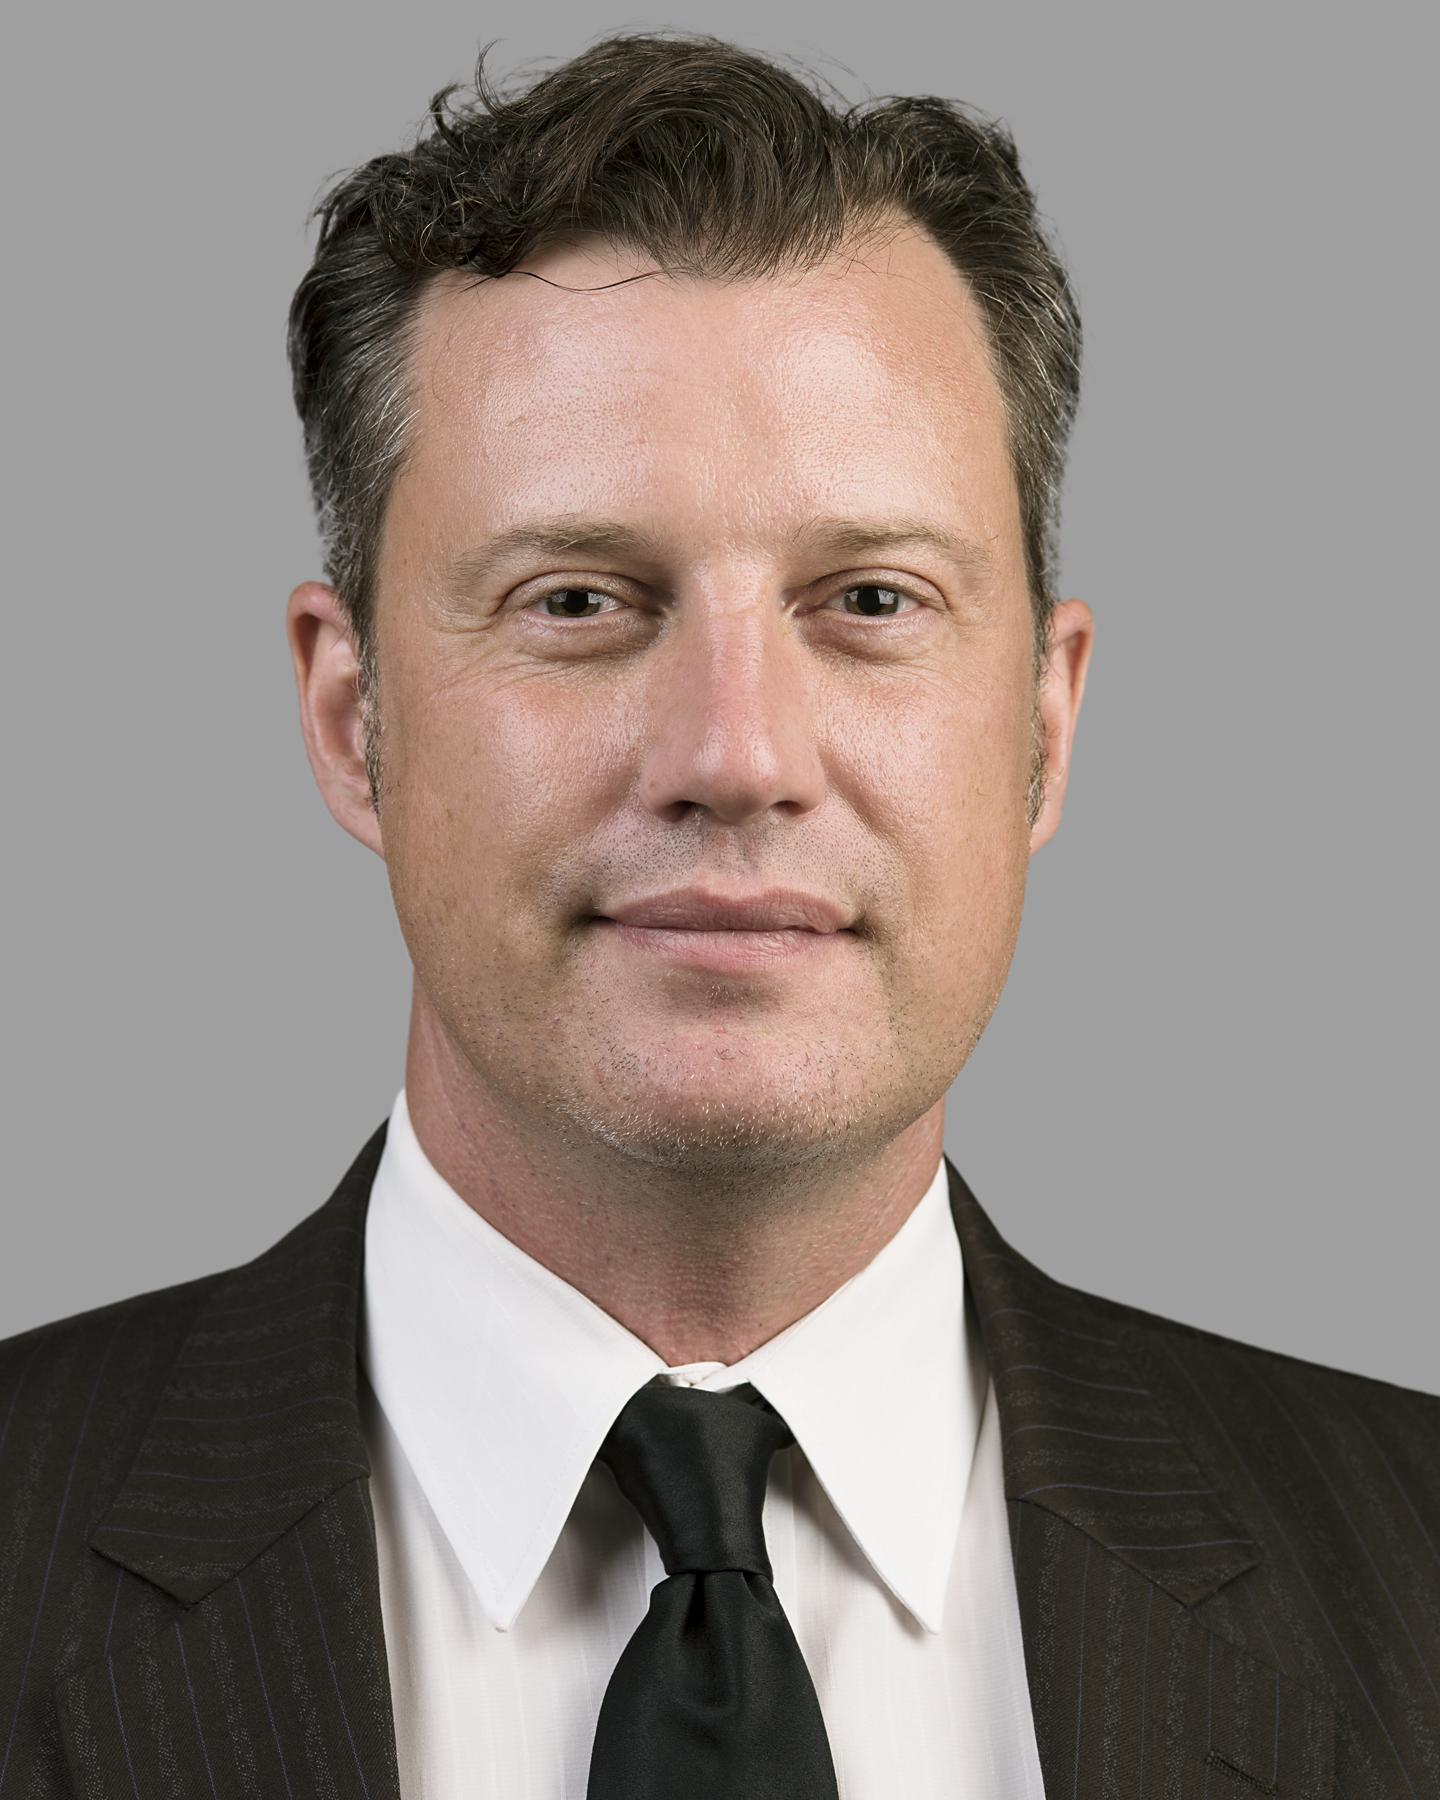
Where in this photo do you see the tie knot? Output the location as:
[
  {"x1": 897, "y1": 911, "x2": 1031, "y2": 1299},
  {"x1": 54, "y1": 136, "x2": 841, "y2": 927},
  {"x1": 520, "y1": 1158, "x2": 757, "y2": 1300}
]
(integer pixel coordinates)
[{"x1": 596, "y1": 1380, "x2": 795, "y2": 1579}]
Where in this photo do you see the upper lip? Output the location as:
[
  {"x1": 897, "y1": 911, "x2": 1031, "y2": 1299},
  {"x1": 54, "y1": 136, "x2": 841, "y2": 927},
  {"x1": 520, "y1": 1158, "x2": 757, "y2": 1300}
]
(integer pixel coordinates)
[{"x1": 602, "y1": 887, "x2": 854, "y2": 932}]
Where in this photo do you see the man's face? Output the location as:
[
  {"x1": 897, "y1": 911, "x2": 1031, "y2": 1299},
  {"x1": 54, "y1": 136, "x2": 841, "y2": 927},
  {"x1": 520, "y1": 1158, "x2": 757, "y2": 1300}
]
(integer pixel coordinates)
[{"x1": 309, "y1": 222, "x2": 1090, "y2": 1174}]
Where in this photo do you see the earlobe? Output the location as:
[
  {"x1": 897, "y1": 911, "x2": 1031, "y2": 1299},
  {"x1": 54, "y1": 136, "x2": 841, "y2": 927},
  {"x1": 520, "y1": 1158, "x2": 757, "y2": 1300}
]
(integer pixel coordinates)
[{"x1": 285, "y1": 580, "x2": 385, "y2": 859}]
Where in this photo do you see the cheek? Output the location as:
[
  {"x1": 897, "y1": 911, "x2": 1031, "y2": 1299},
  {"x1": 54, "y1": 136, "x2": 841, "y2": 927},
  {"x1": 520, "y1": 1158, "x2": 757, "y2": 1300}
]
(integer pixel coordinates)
[
  {"x1": 837, "y1": 664, "x2": 1030, "y2": 844},
  {"x1": 846, "y1": 674, "x2": 1031, "y2": 974},
  {"x1": 382, "y1": 674, "x2": 616, "y2": 920}
]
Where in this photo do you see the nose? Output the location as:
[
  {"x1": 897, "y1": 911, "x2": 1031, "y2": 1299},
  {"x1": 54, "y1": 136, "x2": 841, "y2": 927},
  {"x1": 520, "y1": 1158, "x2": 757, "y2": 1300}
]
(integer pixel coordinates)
[{"x1": 636, "y1": 604, "x2": 827, "y2": 828}]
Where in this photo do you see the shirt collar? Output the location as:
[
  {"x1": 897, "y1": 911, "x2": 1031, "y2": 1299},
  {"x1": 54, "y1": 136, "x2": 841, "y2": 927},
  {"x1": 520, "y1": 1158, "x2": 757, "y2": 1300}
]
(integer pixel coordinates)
[{"x1": 359, "y1": 1086, "x2": 986, "y2": 1635}]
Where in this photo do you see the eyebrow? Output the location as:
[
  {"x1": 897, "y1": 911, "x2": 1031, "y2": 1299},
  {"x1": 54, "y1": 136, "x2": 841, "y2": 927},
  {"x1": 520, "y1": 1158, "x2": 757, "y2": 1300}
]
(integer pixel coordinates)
[{"x1": 441, "y1": 514, "x2": 997, "y2": 594}]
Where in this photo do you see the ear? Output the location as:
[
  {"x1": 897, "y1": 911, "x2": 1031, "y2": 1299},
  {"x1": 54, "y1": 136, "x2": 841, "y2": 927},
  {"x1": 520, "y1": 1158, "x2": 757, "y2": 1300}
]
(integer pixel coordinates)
[
  {"x1": 285, "y1": 580, "x2": 384, "y2": 859},
  {"x1": 1029, "y1": 598, "x2": 1095, "y2": 854}
]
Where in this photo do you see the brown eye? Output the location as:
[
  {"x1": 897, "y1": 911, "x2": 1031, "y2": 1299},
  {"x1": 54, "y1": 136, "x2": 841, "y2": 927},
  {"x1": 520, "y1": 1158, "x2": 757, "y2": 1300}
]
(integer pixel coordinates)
[
  {"x1": 833, "y1": 584, "x2": 916, "y2": 617},
  {"x1": 531, "y1": 588, "x2": 623, "y2": 619}
]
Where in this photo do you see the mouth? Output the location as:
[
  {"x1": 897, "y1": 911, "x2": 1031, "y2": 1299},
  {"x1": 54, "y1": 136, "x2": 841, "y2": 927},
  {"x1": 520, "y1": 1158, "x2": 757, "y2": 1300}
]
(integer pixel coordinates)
[{"x1": 588, "y1": 917, "x2": 856, "y2": 973}]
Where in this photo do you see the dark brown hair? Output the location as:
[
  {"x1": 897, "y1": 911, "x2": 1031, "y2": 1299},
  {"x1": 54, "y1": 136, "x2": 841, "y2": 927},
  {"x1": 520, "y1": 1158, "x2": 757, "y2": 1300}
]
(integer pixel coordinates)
[{"x1": 287, "y1": 29, "x2": 1081, "y2": 773}]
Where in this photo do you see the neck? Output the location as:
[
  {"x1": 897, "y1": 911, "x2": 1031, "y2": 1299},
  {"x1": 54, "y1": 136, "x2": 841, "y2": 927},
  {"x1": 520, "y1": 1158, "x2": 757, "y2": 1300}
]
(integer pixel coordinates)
[{"x1": 401, "y1": 996, "x2": 947, "y2": 1368}]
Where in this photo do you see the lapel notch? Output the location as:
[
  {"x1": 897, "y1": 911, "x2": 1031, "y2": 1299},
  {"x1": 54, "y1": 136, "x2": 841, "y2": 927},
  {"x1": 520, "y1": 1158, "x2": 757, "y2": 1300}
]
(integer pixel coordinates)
[
  {"x1": 85, "y1": 1120, "x2": 390, "y2": 1606},
  {"x1": 947, "y1": 1157, "x2": 1337, "y2": 1796},
  {"x1": 57, "y1": 1120, "x2": 401, "y2": 1800},
  {"x1": 946, "y1": 1155, "x2": 1261, "y2": 1606}
]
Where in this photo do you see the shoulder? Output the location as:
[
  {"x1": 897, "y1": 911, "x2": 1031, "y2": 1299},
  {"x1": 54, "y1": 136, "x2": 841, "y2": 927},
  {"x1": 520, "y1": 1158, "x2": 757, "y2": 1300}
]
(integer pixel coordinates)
[
  {"x1": 1086, "y1": 1276, "x2": 1437, "y2": 1423},
  {"x1": 0, "y1": 1272, "x2": 240, "y2": 1793},
  {"x1": 0, "y1": 1269, "x2": 228, "y2": 1496},
  {"x1": 1071, "y1": 1275, "x2": 1440, "y2": 1528},
  {"x1": 0, "y1": 1115, "x2": 386, "y2": 1414},
  {"x1": 0, "y1": 1264, "x2": 226, "y2": 1370},
  {"x1": 1059, "y1": 1282, "x2": 1440, "y2": 1764}
]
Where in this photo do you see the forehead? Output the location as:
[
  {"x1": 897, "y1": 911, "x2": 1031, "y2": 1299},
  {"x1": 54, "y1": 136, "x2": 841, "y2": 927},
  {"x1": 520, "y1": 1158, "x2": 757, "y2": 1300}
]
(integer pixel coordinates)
[{"x1": 391, "y1": 222, "x2": 1020, "y2": 562}]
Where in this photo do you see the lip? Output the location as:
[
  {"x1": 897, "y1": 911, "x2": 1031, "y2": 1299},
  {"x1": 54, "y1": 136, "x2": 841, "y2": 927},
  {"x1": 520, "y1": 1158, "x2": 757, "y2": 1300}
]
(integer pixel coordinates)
[
  {"x1": 593, "y1": 920, "x2": 854, "y2": 973},
  {"x1": 601, "y1": 886, "x2": 855, "y2": 933}
]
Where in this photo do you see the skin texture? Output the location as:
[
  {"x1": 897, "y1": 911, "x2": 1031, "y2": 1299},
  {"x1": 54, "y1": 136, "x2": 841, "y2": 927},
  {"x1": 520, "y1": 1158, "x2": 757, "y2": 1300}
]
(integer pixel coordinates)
[{"x1": 287, "y1": 220, "x2": 1093, "y2": 1366}]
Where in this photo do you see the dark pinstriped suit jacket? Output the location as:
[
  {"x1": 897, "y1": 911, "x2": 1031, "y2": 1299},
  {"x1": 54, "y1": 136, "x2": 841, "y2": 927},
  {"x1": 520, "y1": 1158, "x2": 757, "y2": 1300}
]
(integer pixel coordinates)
[{"x1": 1, "y1": 1120, "x2": 1436, "y2": 1798}]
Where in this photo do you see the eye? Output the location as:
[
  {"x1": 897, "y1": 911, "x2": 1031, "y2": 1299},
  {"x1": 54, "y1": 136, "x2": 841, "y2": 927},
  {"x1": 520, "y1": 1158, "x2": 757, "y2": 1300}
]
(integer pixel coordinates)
[
  {"x1": 827, "y1": 583, "x2": 920, "y2": 618},
  {"x1": 526, "y1": 586, "x2": 626, "y2": 619},
  {"x1": 521, "y1": 580, "x2": 924, "y2": 621}
]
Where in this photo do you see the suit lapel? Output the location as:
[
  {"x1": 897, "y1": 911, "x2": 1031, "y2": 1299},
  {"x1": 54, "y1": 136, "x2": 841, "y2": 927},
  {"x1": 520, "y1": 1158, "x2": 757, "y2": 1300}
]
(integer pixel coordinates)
[
  {"x1": 947, "y1": 1156, "x2": 1338, "y2": 1796},
  {"x1": 52, "y1": 1123, "x2": 1338, "y2": 1799},
  {"x1": 56, "y1": 1121, "x2": 401, "y2": 1800}
]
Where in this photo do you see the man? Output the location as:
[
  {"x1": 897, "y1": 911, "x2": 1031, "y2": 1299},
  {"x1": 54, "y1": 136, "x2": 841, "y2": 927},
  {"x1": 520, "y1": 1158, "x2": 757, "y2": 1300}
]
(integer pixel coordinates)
[{"x1": 1, "y1": 27, "x2": 1435, "y2": 1800}]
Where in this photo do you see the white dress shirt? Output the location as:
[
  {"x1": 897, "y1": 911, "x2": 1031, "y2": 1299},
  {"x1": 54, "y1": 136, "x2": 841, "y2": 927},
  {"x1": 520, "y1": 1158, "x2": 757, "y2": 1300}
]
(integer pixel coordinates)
[{"x1": 358, "y1": 1085, "x2": 1045, "y2": 1799}]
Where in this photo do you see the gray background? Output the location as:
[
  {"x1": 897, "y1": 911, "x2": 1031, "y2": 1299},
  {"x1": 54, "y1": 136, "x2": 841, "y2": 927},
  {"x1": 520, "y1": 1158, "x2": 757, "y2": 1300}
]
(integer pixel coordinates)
[{"x1": 5, "y1": 3, "x2": 1434, "y2": 1390}]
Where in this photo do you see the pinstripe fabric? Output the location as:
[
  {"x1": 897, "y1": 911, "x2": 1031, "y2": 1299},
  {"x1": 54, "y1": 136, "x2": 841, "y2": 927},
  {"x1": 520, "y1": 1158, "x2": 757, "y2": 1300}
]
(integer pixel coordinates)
[{"x1": 0, "y1": 1119, "x2": 1434, "y2": 1798}]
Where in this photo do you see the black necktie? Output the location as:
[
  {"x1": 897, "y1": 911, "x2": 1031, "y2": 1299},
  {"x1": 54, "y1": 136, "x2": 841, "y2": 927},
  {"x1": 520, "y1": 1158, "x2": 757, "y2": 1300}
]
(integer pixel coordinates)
[{"x1": 586, "y1": 1378, "x2": 841, "y2": 1800}]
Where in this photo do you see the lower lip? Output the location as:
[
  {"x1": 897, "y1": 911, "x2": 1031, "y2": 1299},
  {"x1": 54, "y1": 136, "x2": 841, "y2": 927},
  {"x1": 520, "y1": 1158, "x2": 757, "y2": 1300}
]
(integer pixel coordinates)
[{"x1": 595, "y1": 920, "x2": 855, "y2": 972}]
